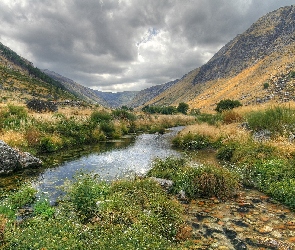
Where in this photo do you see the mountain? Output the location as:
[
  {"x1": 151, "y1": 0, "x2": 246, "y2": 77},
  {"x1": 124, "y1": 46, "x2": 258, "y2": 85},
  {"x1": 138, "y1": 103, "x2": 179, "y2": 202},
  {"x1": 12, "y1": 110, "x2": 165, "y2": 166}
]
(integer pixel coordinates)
[
  {"x1": 146, "y1": 5, "x2": 295, "y2": 112},
  {"x1": 42, "y1": 69, "x2": 107, "y2": 106},
  {"x1": 93, "y1": 90, "x2": 138, "y2": 108},
  {"x1": 127, "y1": 79, "x2": 179, "y2": 108},
  {"x1": 0, "y1": 42, "x2": 79, "y2": 103}
]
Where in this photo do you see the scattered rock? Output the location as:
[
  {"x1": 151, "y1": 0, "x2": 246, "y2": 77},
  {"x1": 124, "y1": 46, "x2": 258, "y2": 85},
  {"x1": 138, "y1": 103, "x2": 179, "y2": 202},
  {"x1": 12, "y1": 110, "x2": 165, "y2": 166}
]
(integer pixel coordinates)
[{"x1": 0, "y1": 140, "x2": 42, "y2": 175}]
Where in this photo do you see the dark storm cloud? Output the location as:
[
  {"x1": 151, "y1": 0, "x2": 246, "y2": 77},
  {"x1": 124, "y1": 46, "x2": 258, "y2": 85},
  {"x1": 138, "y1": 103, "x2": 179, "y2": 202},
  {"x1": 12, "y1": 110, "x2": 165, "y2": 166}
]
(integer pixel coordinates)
[{"x1": 0, "y1": 0, "x2": 294, "y2": 92}]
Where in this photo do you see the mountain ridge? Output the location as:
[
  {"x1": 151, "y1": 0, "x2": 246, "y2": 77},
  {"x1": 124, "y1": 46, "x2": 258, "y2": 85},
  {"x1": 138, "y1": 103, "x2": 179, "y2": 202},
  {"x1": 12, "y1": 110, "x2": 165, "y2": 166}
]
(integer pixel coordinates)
[{"x1": 145, "y1": 5, "x2": 295, "y2": 112}]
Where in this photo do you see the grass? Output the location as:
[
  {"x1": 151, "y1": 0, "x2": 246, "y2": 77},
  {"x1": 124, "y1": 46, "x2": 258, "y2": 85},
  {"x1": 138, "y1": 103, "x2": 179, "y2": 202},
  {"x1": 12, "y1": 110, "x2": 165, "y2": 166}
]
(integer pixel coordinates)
[
  {"x1": 0, "y1": 104, "x2": 196, "y2": 153},
  {"x1": 0, "y1": 174, "x2": 187, "y2": 249},
  {"x1": 147, "y1": 157, "x2": 240, "y2": 200},
  {"x1": 172, "y1": 104, "x2": 295, "y2": 209}
]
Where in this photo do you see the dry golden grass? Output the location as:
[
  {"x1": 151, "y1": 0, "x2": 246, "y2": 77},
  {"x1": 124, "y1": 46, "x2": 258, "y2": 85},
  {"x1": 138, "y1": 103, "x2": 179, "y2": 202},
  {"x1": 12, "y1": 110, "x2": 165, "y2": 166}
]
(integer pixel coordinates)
[
  {"x1": 179, "y1": 123, "x2": 251, "y2": 144},
  {"x1": 0, "y1": 131, "x2": 27, "y2": 148},
  {"x1": 135, "y1": 114, "x2": 195, "y2": 128}
]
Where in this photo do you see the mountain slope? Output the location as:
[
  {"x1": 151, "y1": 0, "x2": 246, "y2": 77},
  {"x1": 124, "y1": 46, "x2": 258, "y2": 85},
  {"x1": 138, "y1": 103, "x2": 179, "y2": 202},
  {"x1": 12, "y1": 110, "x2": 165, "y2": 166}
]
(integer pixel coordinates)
[
  {"x1": 42, "y1": 69, "x2": 107, "y2": 105},
  {"x1": 93, "y1": 90, "x2": 138, "y2": 108},
  {"x1": 146, "y1": 5, "x2": 295, "y2": 112},
  {"x1": 127, "y1": 79, "x2": 179, "y2": 108},
  {"x1": 0, "y1": 42, "x2": 78, "y2": 103}
]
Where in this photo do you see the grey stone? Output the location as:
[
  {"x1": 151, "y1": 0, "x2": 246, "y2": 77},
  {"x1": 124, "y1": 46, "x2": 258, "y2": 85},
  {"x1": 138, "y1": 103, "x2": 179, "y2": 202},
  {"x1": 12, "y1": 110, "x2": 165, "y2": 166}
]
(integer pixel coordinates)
[{"x1": 0, "y1": 140, "x2": 42, "y2": 175}]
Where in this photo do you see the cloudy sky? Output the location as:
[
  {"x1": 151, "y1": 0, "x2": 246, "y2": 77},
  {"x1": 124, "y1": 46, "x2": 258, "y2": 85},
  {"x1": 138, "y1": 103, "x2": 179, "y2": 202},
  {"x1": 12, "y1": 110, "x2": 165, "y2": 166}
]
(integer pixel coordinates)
[{"x1": 0, "y1": 0, "x2": 294, "y2": 92}]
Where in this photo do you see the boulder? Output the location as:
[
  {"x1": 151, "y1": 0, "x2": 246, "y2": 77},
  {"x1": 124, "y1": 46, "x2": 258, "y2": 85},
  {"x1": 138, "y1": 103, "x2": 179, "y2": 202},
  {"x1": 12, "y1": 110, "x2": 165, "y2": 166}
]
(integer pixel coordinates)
[{"x1": 0, "y1": 140, "x2": 42, "y2": 175}]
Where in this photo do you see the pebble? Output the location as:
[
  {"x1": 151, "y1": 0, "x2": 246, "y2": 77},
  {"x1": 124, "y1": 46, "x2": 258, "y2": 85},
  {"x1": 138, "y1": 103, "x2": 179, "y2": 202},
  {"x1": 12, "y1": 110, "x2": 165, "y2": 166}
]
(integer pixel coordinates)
[{"x1": 183, "y1": 188, "x2": 295, "y2": 249}]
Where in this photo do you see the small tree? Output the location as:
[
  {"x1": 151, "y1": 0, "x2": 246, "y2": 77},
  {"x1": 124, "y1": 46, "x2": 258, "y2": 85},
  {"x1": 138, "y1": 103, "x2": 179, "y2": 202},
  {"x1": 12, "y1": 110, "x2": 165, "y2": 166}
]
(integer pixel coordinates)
[
  {"x1": 177, "y1": 102, "x2": 189, "y2": 114},
  {"x1": 215, "y1": 99, "x2": 242, "y2": 113}
]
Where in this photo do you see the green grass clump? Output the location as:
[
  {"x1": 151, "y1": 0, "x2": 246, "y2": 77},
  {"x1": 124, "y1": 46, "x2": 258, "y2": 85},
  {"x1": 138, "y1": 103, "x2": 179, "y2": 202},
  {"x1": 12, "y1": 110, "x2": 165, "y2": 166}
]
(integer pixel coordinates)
[
  {"x1": 194, "y1": 113, "x2": 222, "y2": 125},
  {"x1": 172, "y1": 133, "x2": 221, "y2": 150},
  {"x1": 0, "y1": 104, "x2": 28, "y2": 131},
  {"x1": 147, "y1": 157, "x2": 240, "y2": 200},
  {"x1": 2, "y1": 175, "x2": 186, "y2": 249},
  {"x1": 246, "y1": 106, "x2": 295, "y2": 137}
]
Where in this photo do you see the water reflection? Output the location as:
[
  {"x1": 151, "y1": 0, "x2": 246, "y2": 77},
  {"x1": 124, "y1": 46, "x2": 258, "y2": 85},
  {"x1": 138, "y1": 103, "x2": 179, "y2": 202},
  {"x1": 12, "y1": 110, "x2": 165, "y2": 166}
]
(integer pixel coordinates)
[{"x1": 33, "y1": 127, "x2": 183, "y2": 201}]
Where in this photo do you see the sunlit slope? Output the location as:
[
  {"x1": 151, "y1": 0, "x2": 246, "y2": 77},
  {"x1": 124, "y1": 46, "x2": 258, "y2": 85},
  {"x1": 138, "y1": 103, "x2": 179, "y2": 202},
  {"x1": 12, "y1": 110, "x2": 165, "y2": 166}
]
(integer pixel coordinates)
[{"x1": 146, "y1": 5, "x2": 295, "y2": 112}]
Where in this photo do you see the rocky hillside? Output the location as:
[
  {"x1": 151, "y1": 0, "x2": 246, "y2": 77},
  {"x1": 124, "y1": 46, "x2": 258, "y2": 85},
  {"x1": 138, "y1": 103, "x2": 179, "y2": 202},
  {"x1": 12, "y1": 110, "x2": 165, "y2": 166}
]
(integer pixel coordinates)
[
  {"x1": 146, "y1": 5, "x2": 295, "y2": 112},
  {"x1": 0, "y1": 42, "x2": 79, "y2": 104},
  {"x1": 93, "y1": 90, "x2": 138, "y2": 108},
  {"x1": 42, "y1": 69, "x2": 107, "y2": 106},
  {"x1": 127, "y1": 79, "x2": 179, "y2": 108}
]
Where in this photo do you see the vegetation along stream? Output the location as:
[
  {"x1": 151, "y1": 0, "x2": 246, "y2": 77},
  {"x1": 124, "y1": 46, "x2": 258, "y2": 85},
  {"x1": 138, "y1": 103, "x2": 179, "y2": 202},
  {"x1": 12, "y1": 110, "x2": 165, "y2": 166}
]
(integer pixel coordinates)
[{"x1": 29, "y1": 127, "x2": 183, "y2": 202}]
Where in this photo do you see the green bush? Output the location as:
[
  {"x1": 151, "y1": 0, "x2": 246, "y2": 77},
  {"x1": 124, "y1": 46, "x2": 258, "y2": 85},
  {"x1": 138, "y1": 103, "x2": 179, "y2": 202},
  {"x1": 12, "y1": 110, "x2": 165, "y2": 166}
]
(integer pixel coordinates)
[
  {"x1": 112, "y1": 109, "x2": 136, "y2": 121},
  {"x1": 216, "y1": 142, "x2": 237, "y2": 162},
  {"x1": 90, "y1": 110, "x2": 112, "y2": 123},
  {"x1": 268, "y1": 179, "x2": 295, "y2": 208},
  {"x1": 177, "y1": 102, "x2": 189, "y2": 115},
  {"x1": 40, "y1": 136, "x2": 60, "y2": 152},
  {"x1": 246, "y1": 106, "x2": 295, "y2": 137},
  {"x1": 6, "y1": 185, "x2": 36, "y2": 209},
  {"x1": 172, "y1": 165, "x2": 240, "y2": 200},
  {"x1": 99, "y1": 121, "x2": 116, "y2": 138},
  {"x1": 172, "y1": 133, "x2": 221, "y2": 150},
  {"x1": 215, "y1": 99, "x2": 242, "y2": 113},
  {"x1": 147, "y1": 156, "x2": 187, "y2": 180},
  {"x1": 231, "y1": 141, "x2": 276, "y2": 164},
  {"x1": 66, "y1": 173, "x2": 110, "y2": 221},
  {"x1": 33, "y1": 197, "x2": 55, "y2": 219},
  {"x1": 252, "y1": 159, "x2": 295, "y2": 188},
  {"x1": 147, "y1": 157, "x2": 240, "y2": 200},
  {"x1": 263, "y1": 82, "x2": 269, "y2": 89}
]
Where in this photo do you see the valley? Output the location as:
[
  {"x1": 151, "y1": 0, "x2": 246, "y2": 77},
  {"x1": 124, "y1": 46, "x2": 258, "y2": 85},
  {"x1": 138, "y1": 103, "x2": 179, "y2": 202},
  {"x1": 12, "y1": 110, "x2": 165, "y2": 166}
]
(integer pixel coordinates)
[{"x1": 0, "y1": 4, "x2": 295, "y2": 249}]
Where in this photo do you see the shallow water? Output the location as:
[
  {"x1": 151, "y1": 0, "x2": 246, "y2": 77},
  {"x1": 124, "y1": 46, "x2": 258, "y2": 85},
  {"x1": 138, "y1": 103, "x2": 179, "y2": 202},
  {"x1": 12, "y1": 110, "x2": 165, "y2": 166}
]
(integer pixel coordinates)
[{"x1": 32, "y1": 127, "x2": 183, "y2": 202}]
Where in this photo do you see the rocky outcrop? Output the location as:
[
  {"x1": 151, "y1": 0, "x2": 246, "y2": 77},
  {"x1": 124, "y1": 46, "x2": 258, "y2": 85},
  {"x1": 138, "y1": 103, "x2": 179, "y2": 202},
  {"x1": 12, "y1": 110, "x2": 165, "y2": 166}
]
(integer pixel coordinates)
[
  {"x1": 0, "y1": 140, "x2": 42, "y2": 175},
  {"x1": 193, "y1": 5, "x2": 295, "y2": 85}
]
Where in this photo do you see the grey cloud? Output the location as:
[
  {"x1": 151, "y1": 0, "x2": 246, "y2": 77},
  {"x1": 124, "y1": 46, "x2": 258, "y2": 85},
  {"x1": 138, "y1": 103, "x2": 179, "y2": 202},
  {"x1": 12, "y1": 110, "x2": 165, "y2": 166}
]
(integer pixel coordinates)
[{"x1": 0, "y1": 0, "x2": 294, "y2": 92}]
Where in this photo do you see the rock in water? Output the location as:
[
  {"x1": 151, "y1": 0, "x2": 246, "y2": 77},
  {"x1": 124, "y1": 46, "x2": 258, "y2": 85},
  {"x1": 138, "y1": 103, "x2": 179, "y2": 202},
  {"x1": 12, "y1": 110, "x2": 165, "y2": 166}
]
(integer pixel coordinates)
[{"x1": 0, "y1": 140, "x2": 42, "y2": 175}]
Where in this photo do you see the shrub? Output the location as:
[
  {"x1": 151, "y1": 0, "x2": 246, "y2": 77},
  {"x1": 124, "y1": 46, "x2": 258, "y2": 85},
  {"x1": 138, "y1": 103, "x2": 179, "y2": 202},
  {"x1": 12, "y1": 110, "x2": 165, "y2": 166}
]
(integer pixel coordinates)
[
  {"x1": 263, "y1": 82, "x2": 269, "y2": 89},
  {"x1": 172, "y1": 133, "x2": 220, "y2": 150},
  {"x1": 172, "y1": 165, "x2": 240, "y2": 200},
  {"x1": 246, "y1": 106, "x2": 295, "y2": 137},
  {"x1": 6, "y1": 185, "x2": 36, "y2": 210},
  {"x1": 39, "y1": 136, "x2": 60, "y2": 152},
  {"x1": 216, "y1": 142, "x2": 237, "y2": 162},
  {"x1": 147, "y1": 157, "x2": 187, "y2": 180},
  {"x1": 222, "y1": 110, "x2": 243, "y2": 124},
  {"x1": 231, "y1": 141, "x2": 276, "y2": 165},
  {"x1": 90, "y1": 110, "x2": 112, "y2": 123},
  {"x1": 268, "y1": 179, "x2": 295, "y2": 208},
  {"x1": 177, "y1": 102, "x2": 189, "y2": 115},
  {"x1": 215, "y1": 99, "x2": 242, "y2": 113},
  {"x1": 66, "y1": 173, "x2": 110, "y2": 221},
  {"x1": 33, "y1": 197, "x2": 55, "y2": 219},
  {"x1": 112, "y1": 109, "x2": 136, "y2": 121},
  {"x1": 147, "y1": 157, "x2": 240, "y2": 200},
  {"x1": 99, "y1": 121, "x2": 116, "y2": 138}
]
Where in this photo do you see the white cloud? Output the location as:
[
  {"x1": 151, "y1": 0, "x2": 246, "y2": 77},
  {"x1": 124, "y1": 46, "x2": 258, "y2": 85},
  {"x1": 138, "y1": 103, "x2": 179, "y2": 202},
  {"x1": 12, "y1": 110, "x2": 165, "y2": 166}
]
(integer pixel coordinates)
[{"x1": 0, "y1": 0, "x2": 293, "y2": 92}]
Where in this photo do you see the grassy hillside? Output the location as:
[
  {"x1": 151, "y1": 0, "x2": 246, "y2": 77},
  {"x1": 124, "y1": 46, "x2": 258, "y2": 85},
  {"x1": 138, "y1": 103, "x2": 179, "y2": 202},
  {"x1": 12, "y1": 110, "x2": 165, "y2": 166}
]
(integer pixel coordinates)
[
  {"x1": 0, "y1": 42, "x2": 80, "y2": 104},
  {"x1": 146, "y1": 5, "x2": 295, "y2": 112}
]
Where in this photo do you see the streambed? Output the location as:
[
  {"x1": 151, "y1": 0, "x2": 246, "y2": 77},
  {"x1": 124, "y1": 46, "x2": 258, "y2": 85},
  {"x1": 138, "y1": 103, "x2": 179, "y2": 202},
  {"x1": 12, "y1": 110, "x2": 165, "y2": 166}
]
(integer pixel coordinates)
[{"x1": 32, "y1": 127, "x2": 184, "y2": 202}]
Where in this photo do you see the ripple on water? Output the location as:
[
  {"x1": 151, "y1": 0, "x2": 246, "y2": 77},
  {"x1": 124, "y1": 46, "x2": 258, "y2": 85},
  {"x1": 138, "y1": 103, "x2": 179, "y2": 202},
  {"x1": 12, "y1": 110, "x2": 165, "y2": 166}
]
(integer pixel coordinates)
[{"x1": 33, "y1": 127, "x2": 184, "y2": 201}]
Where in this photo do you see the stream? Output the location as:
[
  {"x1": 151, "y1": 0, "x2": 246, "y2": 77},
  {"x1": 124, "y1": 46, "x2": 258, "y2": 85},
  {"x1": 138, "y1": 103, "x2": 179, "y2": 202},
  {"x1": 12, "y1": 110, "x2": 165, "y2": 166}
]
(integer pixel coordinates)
[{"x1": 31, "y1": 127, "x2": 183, "y2": 202}]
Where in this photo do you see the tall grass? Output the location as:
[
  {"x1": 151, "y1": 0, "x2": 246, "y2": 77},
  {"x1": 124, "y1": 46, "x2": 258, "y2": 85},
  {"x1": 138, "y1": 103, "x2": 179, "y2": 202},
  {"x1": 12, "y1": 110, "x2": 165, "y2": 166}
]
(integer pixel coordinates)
[
  {"x1": 1, "y1": 174, "x2": 186, "y2": 249},
  {"x1": 246, "y1": 106, "x2": 295, "y2": 137}
]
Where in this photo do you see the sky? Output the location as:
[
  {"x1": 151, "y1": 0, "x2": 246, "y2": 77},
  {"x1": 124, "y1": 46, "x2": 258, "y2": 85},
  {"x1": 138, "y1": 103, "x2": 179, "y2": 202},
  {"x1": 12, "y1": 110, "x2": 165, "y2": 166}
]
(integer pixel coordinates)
[{"x1": 0, "y1": 0, "x2": 294, "y2": 92}]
